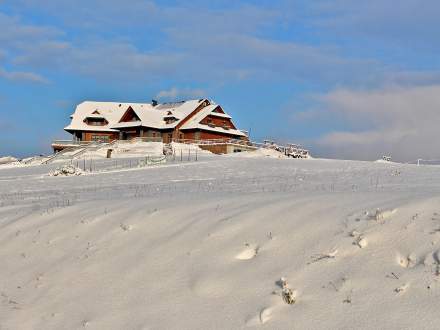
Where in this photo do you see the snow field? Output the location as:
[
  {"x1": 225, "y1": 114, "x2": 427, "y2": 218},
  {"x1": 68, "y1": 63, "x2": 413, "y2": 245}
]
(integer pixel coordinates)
[{"x1": 1, "y1": 157, "x2": 440, "y2": 329}]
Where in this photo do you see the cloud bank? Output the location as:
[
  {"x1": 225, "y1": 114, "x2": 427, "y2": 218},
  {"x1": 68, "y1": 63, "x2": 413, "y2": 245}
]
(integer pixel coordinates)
[{"x1": 312, "y1": 85, "x2": 440, "y2": 161}]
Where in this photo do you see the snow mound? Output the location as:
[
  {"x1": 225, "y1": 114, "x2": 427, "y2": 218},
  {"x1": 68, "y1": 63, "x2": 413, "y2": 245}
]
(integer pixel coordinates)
[
  {"x1": 0, "y1": 156, "x2": 18, "y2": 165},
  {"x1": 50, "y1": 164, "x2": 83, "y2": 176},
  {"x1": 230, "y1": 147, "x2": 288, "y2": 159},
  {"x1": 374, "y1": 159, "x2": 398, "y2": 164}
]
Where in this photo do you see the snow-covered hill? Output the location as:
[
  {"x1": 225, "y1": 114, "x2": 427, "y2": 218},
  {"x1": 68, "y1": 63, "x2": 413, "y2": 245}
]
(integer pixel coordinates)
[{"x1": 1, "y1": 157, "x2": 440, "y2": 329}]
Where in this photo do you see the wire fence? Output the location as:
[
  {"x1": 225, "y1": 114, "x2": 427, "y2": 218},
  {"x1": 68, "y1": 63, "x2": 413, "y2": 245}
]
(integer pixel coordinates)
[{"x1": 65, "y1": 149, "x2": 201, "y2": 173}]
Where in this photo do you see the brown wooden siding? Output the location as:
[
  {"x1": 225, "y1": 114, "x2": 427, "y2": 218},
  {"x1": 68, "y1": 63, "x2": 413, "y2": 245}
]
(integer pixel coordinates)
[
  {"x1": 200, "y1": 115, "x2": 236, "y2": 129},
  {"x1": 83, "y1": 131, "x2": 119, "y2": 142},
  {"x1": 119, "y1": 106, "x2": 141, "y2": 122}
]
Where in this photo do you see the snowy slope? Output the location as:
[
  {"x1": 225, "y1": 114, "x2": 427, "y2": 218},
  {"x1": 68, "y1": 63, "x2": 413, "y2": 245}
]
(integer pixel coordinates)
[{"x1": 1, "y1": 158, "x2": 440, "y2": 329}]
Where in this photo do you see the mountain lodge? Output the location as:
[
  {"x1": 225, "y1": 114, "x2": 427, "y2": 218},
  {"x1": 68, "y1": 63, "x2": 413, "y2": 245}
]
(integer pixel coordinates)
[{"x1": 58, "y1": 99, "x2": 247, "y2": 150}]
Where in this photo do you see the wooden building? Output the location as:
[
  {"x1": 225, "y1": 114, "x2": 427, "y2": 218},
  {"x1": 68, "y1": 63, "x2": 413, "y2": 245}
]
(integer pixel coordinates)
[{"x1": 63, "y1": 99, "x2": 247, "y2": 145}]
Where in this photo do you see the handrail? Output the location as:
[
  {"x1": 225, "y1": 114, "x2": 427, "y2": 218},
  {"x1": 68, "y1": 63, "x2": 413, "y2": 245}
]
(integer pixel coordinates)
[
  {"x1": 50, "y1": 137, "x2": 310, "y2": 158},
  {"x1": 52, "y1": 140, "x2": 91, "y2": 146}
]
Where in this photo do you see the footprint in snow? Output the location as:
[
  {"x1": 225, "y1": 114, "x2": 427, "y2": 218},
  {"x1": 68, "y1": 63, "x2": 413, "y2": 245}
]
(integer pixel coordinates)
[
  {"x1": 245, "y1": 307, "x2": 274, "y2": 326},
  {"x1": 395, "y1": 283, "x2": 410, "y2": 294},
  {"x1": 259, "y1": 307, "x2": 273, "y2": 324},
  {"x1": 397, "y1": 253, "x2": 417, "y2": 268},
  {"x1": 373, "y1": 208, "x2": 397, "y2": 222},
  {"x1": 350, "y1": 230, "x2": 368, "y2": 249},
  {"x1": 120, "y1": 223, "x2": 132, "y2": 232},
  {"x1": 423, "y1": 250, "x2": 440, "y2": 276},
  {"x1": 235, "y1": 244, "x2": 259, "y2": 260}
]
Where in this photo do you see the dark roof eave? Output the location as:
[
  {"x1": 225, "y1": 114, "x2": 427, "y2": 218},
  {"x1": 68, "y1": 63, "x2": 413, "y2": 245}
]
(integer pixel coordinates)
[{"x1": 64, "y1": 128, "x2": 118, "y2": 133}]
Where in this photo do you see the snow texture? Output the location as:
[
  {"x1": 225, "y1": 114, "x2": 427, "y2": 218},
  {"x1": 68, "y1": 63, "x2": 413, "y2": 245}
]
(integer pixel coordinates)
[{"x1": 1, "y1": 156, "x2": 440, "y2": 329}]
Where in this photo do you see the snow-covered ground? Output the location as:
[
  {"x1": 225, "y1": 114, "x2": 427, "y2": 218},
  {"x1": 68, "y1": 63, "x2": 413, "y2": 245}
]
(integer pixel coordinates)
[{"x1": 1, "y1": 156, "x2": 440, "y2": 329}]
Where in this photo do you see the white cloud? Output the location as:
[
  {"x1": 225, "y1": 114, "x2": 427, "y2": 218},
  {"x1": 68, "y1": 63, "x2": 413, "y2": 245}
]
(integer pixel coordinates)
[
  {"x1": 0, "y1": 3, "x2": 377, "y2": 85},
  {"x1": 156, "y1": 87, "x2": 205, "y2": 100},
  {"x1": 311, "y1": 85, "x2": 440, "y2": 161},
  {"x1": 0, "y1": 66, "x2": 48, "y2": 83}
]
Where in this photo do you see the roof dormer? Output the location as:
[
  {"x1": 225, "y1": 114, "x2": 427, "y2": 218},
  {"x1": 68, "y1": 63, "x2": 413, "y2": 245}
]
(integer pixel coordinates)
[{"x1": 119, "y1": 106, "x2": 141, "y2": 122}]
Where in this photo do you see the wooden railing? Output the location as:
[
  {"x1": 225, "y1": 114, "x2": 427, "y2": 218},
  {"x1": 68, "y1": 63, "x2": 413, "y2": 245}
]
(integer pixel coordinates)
[
  {"x1": 51, "y1": 137, "x2": 309, "y2": 158},
  {"x1": 51, "y1": 140, "x2": 91, "y2": 146}
]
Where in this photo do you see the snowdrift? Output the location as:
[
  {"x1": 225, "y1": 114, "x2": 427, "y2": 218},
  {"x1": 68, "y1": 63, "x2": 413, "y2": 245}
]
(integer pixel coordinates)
[
  {"x1": 0, "y1": 156, "x2": 18, "y2": 165},
  {"x1": 1, "y1": 157, "x2": 440, "y2": 329}
]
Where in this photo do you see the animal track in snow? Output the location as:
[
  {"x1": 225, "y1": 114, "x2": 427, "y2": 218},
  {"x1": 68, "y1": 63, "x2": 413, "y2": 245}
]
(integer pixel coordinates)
[
  {"x1": 423, "y1": 250, "x2": 440, "y2": 276},
  {"x1": 235, "y1": 244, "x2": 259, "y2": 260},
  {"x1": 245, "y1": 306, "x2": 275, "y2": 326},
  {"x1": 373, "y1": 208, "x2": 397, "y2": 221},
  {"x1": 120, "y1": 223, "x2": 132, "y2": 232},
  {"x1": 326, "y1": 276, "x2": 350, "y2": 292},
  {"x1": 308, "y1": 248, "x2": 338, "y2": 264},
  {"x1": 397, "y1": 253, "x2": 417, "y2": 268},
  {"x1": 259, "y1": 307, "x2": 273, "y2": 324},
  {"x1": 350, "y1": 230, "x2": 368, "y2": 249},
  {"x1": 395, "y1": 283, "x2": 409, "y2": 294},
  {"x1": 355, "y1": 235, "x2": 368, "y2": 249}
]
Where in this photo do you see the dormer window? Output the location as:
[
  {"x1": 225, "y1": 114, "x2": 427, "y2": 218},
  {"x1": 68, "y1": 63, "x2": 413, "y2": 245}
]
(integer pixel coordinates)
[
  {"x1": 164, "y1": 116, "x2": 178, "y2": 124},
  {"x1": 83, "y1": 117, "x2": 108, "y2": 126}
]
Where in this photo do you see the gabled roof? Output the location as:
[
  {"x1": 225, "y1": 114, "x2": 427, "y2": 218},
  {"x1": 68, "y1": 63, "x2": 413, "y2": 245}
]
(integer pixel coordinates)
[
  {"x1": 65, "y1": 101, "x2": 126, "y2": 132},
  {"x1": 180, "y1": 104, "x2": 246, "y2": 137},
  {"x1": 64, "y1": 99, "x2": 207, "y2": 132}
]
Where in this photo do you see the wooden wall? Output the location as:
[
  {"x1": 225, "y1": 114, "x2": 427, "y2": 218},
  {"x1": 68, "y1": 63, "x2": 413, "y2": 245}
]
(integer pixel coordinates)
[
  {"x1": 200, "y1": 115, "x2": 236, "y2": 129},
  {"x1": 82, "y1": 131, "x2": 119, "y2": 141}
]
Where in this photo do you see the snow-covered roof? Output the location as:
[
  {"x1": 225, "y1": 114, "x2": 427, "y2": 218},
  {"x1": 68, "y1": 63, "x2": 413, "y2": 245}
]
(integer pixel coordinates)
[
  {"x1": 209, "y1": 112, "x2": 231, "y2": 119},
  {"x1": 64, "y1": 99, "x2": 246, "y2": 137},
  {"x1": 65, "y1": 99, "x2": 205, "y2": 132},
  {"x1": 179, "y1": 104, "x2": 246, "y2": 137},
  {"x1": 185, "y1": 123, "x2": 247, "y2": 137},
  {"x1": 111, "y1": 121, "x2": 143, "y2": 129},
  {"x1": 179, "y1": 104, "x2": 219, "y2": 130},
  {"x1": 85, "y1": 113, "x2": 106, "y2": 119}
]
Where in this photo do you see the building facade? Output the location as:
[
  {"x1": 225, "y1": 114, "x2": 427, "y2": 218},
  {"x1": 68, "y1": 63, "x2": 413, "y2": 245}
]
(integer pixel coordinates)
[{"x1": 63, "y1": 99, "x2": 248, "y2": 145}]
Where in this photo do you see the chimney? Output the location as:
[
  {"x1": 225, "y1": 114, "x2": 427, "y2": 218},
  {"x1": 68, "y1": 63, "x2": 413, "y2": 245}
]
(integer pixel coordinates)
[{"x1": 152, "y1": 99, "x2": 158, "y2": 107}]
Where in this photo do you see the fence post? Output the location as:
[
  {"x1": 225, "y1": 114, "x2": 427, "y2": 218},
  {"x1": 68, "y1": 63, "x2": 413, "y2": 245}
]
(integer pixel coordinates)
[
  {"x1": 196, "y1": 149, "x2": 198, "y2": 161},
  {"x1": 188, "y1": 149, "x2": 191, "y2": 161},
  {"x1": 180, "y1": 149, "x2": 183, "y2": 162}
]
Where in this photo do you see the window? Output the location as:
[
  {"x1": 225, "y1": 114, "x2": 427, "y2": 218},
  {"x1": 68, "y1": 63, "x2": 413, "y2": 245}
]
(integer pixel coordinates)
[
  {"x1": 91, "y1": 135, "x2": 110, "y2": 142},
  {"x1": 85, "y1": 118, "x2": 107, "y2": 126},
  {"x1": 165, "y1": 117, "x2": 177, "y2": 124}
]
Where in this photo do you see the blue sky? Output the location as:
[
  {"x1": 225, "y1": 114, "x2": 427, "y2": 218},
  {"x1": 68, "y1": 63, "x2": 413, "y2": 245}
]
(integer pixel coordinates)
[{"x1": 1, "y1": 0, "x2": 440, "y2": 160}]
